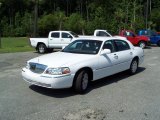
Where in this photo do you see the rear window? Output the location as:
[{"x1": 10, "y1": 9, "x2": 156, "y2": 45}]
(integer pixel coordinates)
[
  {"x1": 96, "y1": 31, "x2": 110, "y2": 37},
  {"x1": 51, "y1": 32, "x2": 59, "y2": 38},
  {"x1": 140, "y1": 31, "x2": 149, "y2": 36},
  {"x1": 115, "y1": 40, "x2": 130, "y2": 51}
]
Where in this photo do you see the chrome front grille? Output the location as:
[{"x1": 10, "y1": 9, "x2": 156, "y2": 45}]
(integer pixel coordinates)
[{"x1": 29, "y1": 62, "x2": 47, "y2": 74}]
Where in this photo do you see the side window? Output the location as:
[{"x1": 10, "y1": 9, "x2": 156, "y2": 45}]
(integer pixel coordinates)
[
  {"x1": 143, "y1": 30, "x2": 149, "y2": 36},
  {"x1": 125, "y1": 31, "x2": 134, "y2": 37},
  {"x1": 99, "y1": 31, "x2": 110, "y2": 36},
  {"x1": 115, "y1": 40, "x2": 130, "y2": 51},
  {"x1": 62, "y1": 32, "x2": 72, "y2": 38},
  {"x1": 102, "y1": 40, "x2": 115, "y2": 53},
  {"x1": 51, "y1": 32, "x2": 59, "y2": 38},
  {"x1": 124, "y1": 31, "x2": 130, "y2": 36},
  {"x1": 96, "y1": 31, "x2": 100, "y2": 36},
  {"x1": 96, "y1": 31, "x2": 109, "y2": 36}
]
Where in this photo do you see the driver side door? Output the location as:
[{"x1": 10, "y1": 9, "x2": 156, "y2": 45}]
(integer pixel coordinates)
[
  {"x1": 94, "y1": 40, "x2": 119, "y2": 80},
  {"x1": 61, "y1": 32, "x2": 73, "y2": 47}
]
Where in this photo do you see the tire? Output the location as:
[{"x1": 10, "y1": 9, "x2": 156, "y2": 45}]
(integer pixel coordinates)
[
  {"x1": 138, "y1": 41, "x2": 146, "y2": 49},
  {"x1": 157, "y1": 41, "x2": 160, "y2": 47},
  {"x1": 74, "y1": 70, "x2": 89, "y2": 93},
  {"x1": 129, "y1": 59, "x2": 138, "y2": 75},
  {"x1": 37, "y1": 43, "x2": 46, "y2": 54}
]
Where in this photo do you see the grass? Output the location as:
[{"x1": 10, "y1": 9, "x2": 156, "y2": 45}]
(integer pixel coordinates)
[{"x1": 0, "y1": 37, "x2": 35, "y2": 53}]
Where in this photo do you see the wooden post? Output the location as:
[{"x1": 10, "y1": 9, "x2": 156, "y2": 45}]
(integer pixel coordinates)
[
  {"x1": 0, "y1": 2, "x2": 2, "y2": 48},
  {"x1": 33, "y1": 0, "x2": 38, "y2": 37}
]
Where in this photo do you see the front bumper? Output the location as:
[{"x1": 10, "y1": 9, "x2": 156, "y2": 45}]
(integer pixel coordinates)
[{"x1": 22, "y1": 67, "x2": 74, "y2": 89}]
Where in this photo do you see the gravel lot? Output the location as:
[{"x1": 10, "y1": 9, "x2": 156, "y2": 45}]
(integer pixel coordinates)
[{"x1": 0, "y1": 47, "x2": 160, "y2": 120}]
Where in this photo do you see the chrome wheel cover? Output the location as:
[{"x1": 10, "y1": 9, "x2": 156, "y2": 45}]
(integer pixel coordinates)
[
  {"x1": 140, "y1": 42, "x2": 145, "y2": 49},
  {"x1": 82, "y1": 73, "x2": 89, "y2": 90},
  {"x1": 131, "y1": 61, "x2": 137, "y2": 73},
  {"x1": 39, "y1": 45, "x2": 45, "y2": 53}
]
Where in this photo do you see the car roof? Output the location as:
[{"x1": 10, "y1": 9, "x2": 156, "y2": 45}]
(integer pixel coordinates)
[
  {"x1": 74, "y1": 36, "x2": 128, "y2": 42},
  {"x1": 50, "y1": 31, "x2": 71, "y2": 32}
]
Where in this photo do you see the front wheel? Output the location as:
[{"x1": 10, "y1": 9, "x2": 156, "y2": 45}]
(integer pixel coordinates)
[
  {"x1": 74, "y1": 70, "x2": 89, "y2": 93},
  {"x1": 138, "y1": 41, "x2": 146, "y2": 49},
  {"x1": 37, "y1": 44, "x2": 47, "y2": 54},
  {"x1": 128, "y1": 59, "x2": 138, "y2": 75},
  {"x1": 157, "y1": 41, "x2": 160, "y2": 47}
]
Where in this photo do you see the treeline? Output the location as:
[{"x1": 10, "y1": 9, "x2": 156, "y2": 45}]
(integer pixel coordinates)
[{"x1": 0, "y1": 0, "x2": 160, "y2": 37}]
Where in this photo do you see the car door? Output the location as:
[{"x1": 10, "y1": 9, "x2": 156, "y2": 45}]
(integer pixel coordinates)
[
  {"x1": 150, "y1": 31, "x2": 158, "y2": 44},
  {"x1": 61, "y1": 32, "x2": 73, "y2": 47},
  {"x1": 94, "y1": 40, "x2": 120, "y2": 80},
  {"x1": 48, "y1": 32, "x2": 61, "y2": 48},
  {"x1": 113, "y1": 40, "x2": 133, "y2": 72}
]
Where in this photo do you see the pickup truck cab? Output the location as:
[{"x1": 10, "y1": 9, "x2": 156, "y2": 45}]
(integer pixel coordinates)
[
  {"x1": 93, "y1": 29, "x2": 112, "y2": 37},
  {"x1": 119, "y1": 30, "x2": 150, "y2": 48},
  {"x1": 30, "y1": 30, "x2": 112, "y2": 54},
  {"x1": 138, "y1": 30, "x2": 160, "y2": 46},
  {"x1": 30, "y1": 31, "x2": 78, "y2": 53}
]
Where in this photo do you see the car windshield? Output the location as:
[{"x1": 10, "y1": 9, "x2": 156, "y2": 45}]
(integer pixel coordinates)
[
  {"x1": 62, "y1": 40, "x2": 102, "y2": 54},
  {"x1": 69, "y1": 31, "x2": 79, "y2": 37}
]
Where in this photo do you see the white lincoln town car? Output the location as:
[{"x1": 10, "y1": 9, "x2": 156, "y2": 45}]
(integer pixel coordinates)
[{"x1": 22, "y1": 37, "x2": 144, "y2": 93}]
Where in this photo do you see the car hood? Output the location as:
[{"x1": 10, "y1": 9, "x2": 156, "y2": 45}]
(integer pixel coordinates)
[
  {"x1": 136, "y1": 35, "x2": 149, "y2": 41},
  {"x1": 28, "y1": 52, "x2": 95, "y2": 67}
]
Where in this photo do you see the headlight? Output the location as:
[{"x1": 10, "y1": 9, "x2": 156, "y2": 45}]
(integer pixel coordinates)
[
  {"x1": 26, "y1": 62, "x2": 30, "y2": 69},
  {"x1": 45, "y1": 67, "x2": 70, "y2": 75}
]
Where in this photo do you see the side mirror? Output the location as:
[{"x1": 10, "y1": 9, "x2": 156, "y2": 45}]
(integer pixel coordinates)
[
  {"x1": 100, "y1": 49, "x2": 111, "y2": 55},
  {"x1": 62, "y1": 46, "x2": 66, "y2": 49}
]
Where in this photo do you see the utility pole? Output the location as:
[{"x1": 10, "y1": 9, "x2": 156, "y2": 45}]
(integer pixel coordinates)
[
  {"x1": 33, "y1": 0, "x2": 38, "y2": 37},
  {"x1": 146, "y1": 0, "x2": 149, "y2": 29},
  {"x1": 150, "y1": 0, "x2": 151, "y2": 13},
  {"x1": 86, "y1": 0, "x2": 89, "y2": 22},
  {"x1": 0, "y1": 2, "x2": 2, "y2": 49},
  {"x1": 66, "y1": 0, "x2": 69, "y2": 17}
]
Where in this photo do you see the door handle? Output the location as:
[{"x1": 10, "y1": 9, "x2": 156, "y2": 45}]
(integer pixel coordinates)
[
  {"x1": 61, "y1": 39, "x2": 64, "y2": 41},
  {"x1": 114, "y1": 54, "x2": 118, "y2": 59},
  {"x1": 130, "y1": 52, "x2": 133, "y2": 55},
  {"x1": 50, "y1": 39, "x2": 53, "y2": 40}
]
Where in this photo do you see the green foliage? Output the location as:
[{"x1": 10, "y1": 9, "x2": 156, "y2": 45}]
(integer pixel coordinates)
[
  {"x1": 64, "y1": 13, "x2": 84, "y2": 34},
  {"x1": 0, "y1": 12, "x2": 32, "y2": 37},
  {"x1": 150, "y1": 8, "x2": 160, "y2": 30},
  {"x1": 38, "y1": 12, "x2": 66, "y2": 36},
  {"x1": 0, "y1": 0, "x2": 160, "y2": 37},
  {"x1": 38, "y1": 14, "x2": 59, "y2": 36}
]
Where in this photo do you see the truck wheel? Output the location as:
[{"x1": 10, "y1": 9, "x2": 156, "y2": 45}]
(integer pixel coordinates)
[
  {"x1": 37, "y1": 44, "x2": 46, "y2": 54},
  {"x1": 74, "y1": 70, "x2": 89, "y2": 93},
  {"x1": 157, "y1": 41, "x2": 160, "y2": 47},
  {"x1": 138, "y1": 41, "x2": 146, "y2": 49}
]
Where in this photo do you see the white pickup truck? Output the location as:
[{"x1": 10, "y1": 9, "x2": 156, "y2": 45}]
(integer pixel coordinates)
[{"x1": 30, "y1": 30, "x2": 112, "y2": 53}]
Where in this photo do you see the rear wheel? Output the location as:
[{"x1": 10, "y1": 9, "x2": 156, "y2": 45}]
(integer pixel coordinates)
[
  {"x1": 157, "y1": 41, "x2": 160, "y2": 47},
  {"x1": 74, "y1": 70, "x2": 89, "y2": 93},
  {"x1": 129, "y1": 59, "x2": 138, "y2": 75},
  {"x1": 37, "y1": 43, "x2": 46, "y2": 54},
  {"x1": 138, "y1": 41, "x2": 146, "y2": 49}
]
